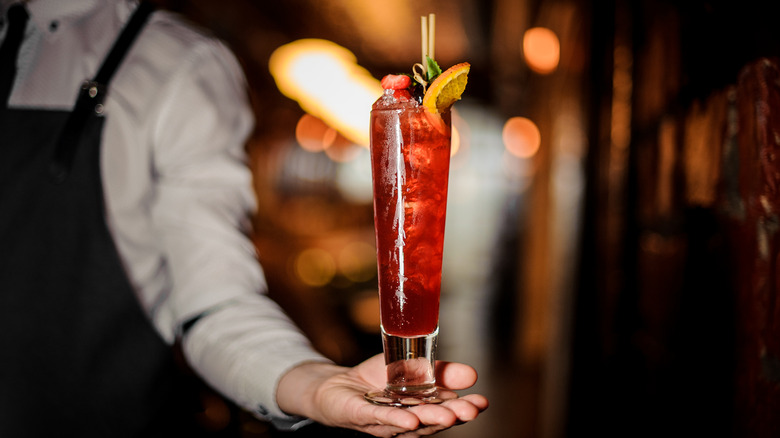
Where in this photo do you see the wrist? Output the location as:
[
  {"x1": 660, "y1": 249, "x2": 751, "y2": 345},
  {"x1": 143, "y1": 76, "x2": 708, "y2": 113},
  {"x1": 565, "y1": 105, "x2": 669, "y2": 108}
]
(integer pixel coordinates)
[{"x1": 276, "y1": 361, "x2": 345, "y2": 419}]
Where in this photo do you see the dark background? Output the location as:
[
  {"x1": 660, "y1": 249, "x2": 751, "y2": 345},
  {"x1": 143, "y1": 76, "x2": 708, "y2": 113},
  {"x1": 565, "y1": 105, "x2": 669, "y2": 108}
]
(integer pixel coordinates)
[{"x1": 148, "y1": 1, "x2": 780, "y2": 437}]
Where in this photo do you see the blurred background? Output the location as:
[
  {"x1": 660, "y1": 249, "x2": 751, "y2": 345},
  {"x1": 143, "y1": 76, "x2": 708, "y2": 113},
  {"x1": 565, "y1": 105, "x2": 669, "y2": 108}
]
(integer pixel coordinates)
[{"x1": 152, "y1": 0, "x2": 780, "y2": 437}]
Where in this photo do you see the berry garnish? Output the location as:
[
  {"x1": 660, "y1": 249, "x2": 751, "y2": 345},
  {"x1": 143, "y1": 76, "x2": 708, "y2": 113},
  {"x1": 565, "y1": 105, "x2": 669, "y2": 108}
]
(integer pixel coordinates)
[{"x1": 381, "y1": 74, "x2": 412, "y2": 90}]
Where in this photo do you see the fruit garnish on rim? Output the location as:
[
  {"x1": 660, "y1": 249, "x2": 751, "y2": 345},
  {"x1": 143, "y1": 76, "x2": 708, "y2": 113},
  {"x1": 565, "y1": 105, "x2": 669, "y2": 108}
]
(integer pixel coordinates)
[
  {"x1": 377, "y1": 14, "x2": 470, "y2": 111},
  {"x1": 380, "y1": 74, "x2": 411, "y2": 90},
  {"x1": 378, "y1": 13, "x2": 470, "y2": 134},
  {"x1": 422, "y1": 62, "x2": 470, "y2": 114}
]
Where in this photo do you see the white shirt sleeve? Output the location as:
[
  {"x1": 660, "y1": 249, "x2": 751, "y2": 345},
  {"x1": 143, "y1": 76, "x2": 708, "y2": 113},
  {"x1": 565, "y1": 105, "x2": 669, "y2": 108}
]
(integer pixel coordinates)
[
  {"x1": 135, "y1": 17, "x2": 332, "y2": 425},
  {"x1": 107, "y1": 7, "x2": 333, "y2": 426},
  {"x1": 143, "y1": 35, "x2": 265, "y2": 332},
  {"x1": 181, "y1": 295, "x2": 331, "y2": 428}
]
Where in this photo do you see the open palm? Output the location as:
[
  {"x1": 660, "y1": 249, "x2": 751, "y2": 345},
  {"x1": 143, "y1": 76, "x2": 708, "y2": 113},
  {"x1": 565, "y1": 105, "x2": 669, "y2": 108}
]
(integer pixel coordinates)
[{"x1": 280, "y1": 354, "x2": 489, "y2": 438}]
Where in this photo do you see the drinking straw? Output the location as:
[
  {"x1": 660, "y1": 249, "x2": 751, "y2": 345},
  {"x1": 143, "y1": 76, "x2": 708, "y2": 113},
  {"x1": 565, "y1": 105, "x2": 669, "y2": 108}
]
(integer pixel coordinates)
[
  {"x1": 421, "y1": 15, "x2": 429, "y2": 74},
  {"x1": 428, "y1": 13, "x2": 435, "y2": 63},
  {"x1": 420, "y1": 13, "x2": 436, "y2": 80},
  {"x1": 413, "y1": 14, "x2": 436, "y2": 81}
]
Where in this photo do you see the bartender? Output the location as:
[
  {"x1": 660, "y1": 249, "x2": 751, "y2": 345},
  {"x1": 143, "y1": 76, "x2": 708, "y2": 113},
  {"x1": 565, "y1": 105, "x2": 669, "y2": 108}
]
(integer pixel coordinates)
[{"x1": 0, "y1": 0, "x2": 488, "y2": 436}]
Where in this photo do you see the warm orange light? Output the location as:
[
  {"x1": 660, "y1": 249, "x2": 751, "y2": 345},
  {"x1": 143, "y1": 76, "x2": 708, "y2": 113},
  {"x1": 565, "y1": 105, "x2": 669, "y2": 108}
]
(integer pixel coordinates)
[
  {"x1": 324, "y1": 135, "x2": 361, "y2": 163},
  {"x1": 295, "y1": 114, "x2": 335, "y2": 152},
  {"x1": 295, "y1": 113, "x2": 361, "y2": 162},
  {"x1": 523, "y1": 27, "x2": 560, "y2": 74},
  {"x1": 451, "y1": 126, "x2": 461, "y2": 156},
  {"x1": 294, "y1": 248, "x2": 336, "y2": 287},
  {"x1": 337, "y1": 241, "x2": 376, "y2": 283},
  {"x1": 349, "y1": 290, "x2": 380, "y2": 333},
  {"x1": 270, "y1": 39, "x2": 382, "y2": 147},
  {"x1": 503, "y1": 117, "x2": 541, "y2": 158}
]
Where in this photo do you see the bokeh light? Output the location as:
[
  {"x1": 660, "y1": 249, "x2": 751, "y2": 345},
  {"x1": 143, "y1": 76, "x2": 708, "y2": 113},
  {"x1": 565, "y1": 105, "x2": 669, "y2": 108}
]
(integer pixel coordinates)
[
  {"x1": 503, "y1": 116, "x2": 541, "y2": 158},
  {"x1": 295, "y1": 113, "x2": 336, "y2": 153},
  {"x1": 523, "y1": 27, "x2": 560, "y2": 74},
  {"x1": 269, "y1": 39, "x2": 382, "y2": 147},
  {"x1": 337, "y1": 241, "x2": 376, "y2": 283},
  {"x1": 451, "y1": 125, "x2": 461, "y2": 156},
  {"x1": 349, "y1": 290, "x2": 381, "y2": 333},
  {"x1": 294, "y1": 248, "x2": 337, "y2": 287}
]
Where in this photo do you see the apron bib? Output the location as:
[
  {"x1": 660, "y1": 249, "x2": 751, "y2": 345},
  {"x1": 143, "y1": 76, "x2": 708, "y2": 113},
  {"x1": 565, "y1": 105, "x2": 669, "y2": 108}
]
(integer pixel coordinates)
[{"x1": 0, "y1": 4, "x2": 201, "y2": 436}]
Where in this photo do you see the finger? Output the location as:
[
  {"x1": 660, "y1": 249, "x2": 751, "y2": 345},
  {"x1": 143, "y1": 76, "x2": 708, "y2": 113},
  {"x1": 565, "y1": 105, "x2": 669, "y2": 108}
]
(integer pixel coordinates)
[
  {"x1": 356, "y1": 402, "x2": 421, "y2": 431},
  {"x1": 407, "y1": 403, "x2": 458, "y2": 429},
  {"x1": 434, "y1": 361, "x2": 478, "y2": 390},
  {"x1": 358, "y1": 409, "x2": 419, "y2": 438},
  {"x1": 396, "y1": 411, "x2": 458, "y2": 438},
  {"x1": 454, "y1": 393, "x2": 489, "y2": 413},
  {"x1": 398, "y1": 424, "x2": 450, "y2": 437},
  {"x1": 440, "y1": 396, "x2": 487, "y2": 422},
  {"x1": 383, "y1": 396, "x2": 488, "y2": 437},
  {"x1": 396, "y1": 429, "x2": 437, "y2": 438}
]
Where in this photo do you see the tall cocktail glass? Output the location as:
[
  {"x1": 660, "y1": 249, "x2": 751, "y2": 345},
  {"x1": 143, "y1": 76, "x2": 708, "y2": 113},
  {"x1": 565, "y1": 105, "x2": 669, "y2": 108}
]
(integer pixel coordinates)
[{"x1": 364, "y1": 87, "x2": 456, "y2": 406}]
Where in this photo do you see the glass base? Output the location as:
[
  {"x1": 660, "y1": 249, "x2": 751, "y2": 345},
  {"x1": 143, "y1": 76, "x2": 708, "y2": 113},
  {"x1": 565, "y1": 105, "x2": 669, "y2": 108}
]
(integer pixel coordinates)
[
  {"x1": 364, "y1": 388, "x2": 457, "y2": 407},
  {"x1": 364, "y1": 328, "x2": 458, "y2": 407}
]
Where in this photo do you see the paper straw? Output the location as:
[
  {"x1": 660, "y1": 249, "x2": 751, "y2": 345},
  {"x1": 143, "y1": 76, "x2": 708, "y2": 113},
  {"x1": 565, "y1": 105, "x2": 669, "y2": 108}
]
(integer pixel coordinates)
[
  {"x1": 421, "y1": 15, "x2": 429, "y2": 73},
  {"x1": 428, "y1": 13, "x2": 435, "y2": 62}
]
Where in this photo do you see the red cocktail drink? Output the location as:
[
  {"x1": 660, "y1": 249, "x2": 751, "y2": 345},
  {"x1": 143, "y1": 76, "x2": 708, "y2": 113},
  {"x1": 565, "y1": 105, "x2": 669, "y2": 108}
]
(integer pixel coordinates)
[
  {"x1": 370, "y1": 89, "x2": 451, "y2": 337},
  {"x1": 364, "y1": 13, "x2": 468, "y2": 407},
  {"x1": 365, "y1": 87, "x2": 456, "y2": 406}
]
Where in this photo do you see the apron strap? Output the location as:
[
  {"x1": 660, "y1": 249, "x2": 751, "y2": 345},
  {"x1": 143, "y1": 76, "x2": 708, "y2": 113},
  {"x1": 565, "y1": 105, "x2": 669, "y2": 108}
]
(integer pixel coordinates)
[
  {"x1": 50, "y1": 1, "x2": 155, "y2": 183},
  {"x1": 94, "y1": 1, "x2": 155, "y2": 85}
]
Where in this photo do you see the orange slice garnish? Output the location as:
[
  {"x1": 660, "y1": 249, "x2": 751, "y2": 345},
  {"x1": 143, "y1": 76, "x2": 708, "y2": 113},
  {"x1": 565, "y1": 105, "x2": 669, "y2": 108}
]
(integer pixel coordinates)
[{"x1": 422, "y1": 62, "x2": 470, "y2": 114}]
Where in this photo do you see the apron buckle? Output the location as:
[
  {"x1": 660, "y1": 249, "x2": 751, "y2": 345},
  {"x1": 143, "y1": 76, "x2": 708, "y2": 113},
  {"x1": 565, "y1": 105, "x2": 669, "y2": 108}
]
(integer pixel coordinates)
[{"x1": 81, "y1": 80, "x2": 108, "y2": 115}]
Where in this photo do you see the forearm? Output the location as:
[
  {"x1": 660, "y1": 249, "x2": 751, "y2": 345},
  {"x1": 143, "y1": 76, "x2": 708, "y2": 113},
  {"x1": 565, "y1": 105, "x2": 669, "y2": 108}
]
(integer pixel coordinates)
[{"x1": 181, "y1": 294, "x2": 331, "y2": 427}]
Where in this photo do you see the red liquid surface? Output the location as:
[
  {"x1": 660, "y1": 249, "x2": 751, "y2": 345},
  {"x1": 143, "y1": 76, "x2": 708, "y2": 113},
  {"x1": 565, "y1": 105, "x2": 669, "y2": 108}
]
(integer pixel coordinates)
[{"x1": 370, "y1": 89, "x2": 452, "y2": 337}]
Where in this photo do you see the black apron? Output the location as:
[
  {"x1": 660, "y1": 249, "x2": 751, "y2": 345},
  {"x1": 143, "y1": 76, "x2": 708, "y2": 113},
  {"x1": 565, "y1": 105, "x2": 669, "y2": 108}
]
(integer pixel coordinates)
[{"x1": 0, "y1": 4, "x2": 201, "y2": 436}]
